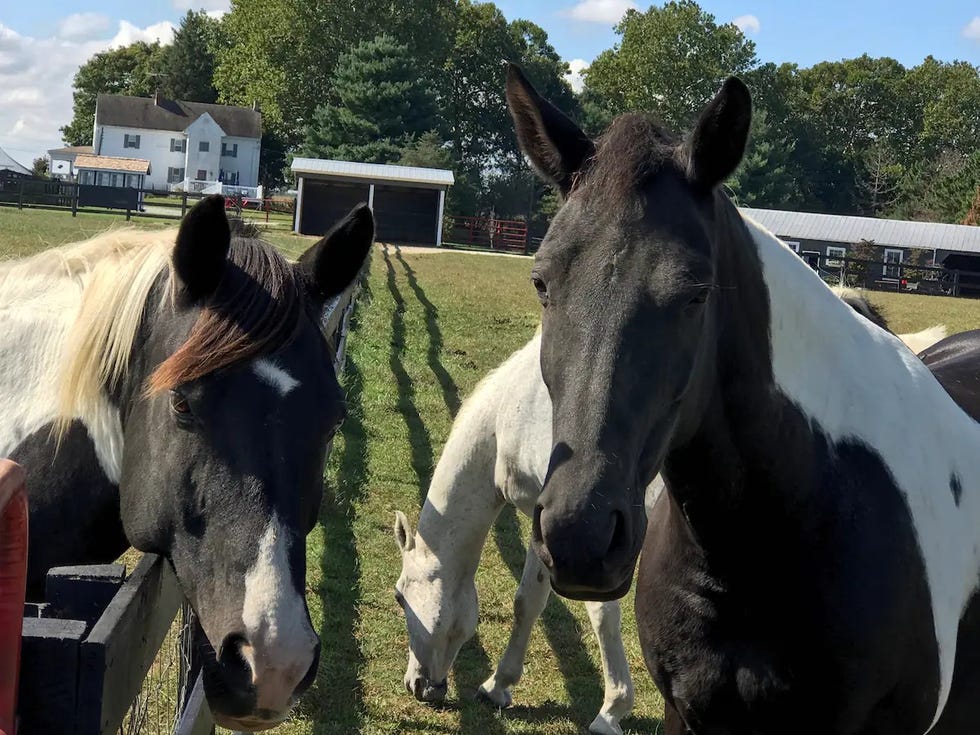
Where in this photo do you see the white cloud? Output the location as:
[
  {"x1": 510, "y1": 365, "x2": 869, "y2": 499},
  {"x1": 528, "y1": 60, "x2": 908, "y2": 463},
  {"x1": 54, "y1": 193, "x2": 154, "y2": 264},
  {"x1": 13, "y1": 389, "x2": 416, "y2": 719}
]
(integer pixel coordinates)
[
  {"x1": 963, "y1": 17, "x2": 980, "y2": 41},
  {"x1": 0, "y1": 19, "x2": 176, "y2": 165},
  {"x1": 560, "y1": 0, "x2": 637, "y2": 25},
  {"x1": 173, "y1": 0, "x2": 231, "y2": 14},
  {"x1": 56, "y1": 13, "x2": 111, "y2": 42},
  {"x1": 566, "y1": 59, "x2": 588, "y2": 93},
  {"x1": 732, "y1": 14, "x2": 761, "y2": 35}
]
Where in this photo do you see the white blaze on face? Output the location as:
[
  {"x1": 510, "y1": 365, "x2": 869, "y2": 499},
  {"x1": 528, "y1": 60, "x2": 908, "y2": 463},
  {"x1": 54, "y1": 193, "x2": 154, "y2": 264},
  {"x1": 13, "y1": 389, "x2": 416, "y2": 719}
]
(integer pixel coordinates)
[
  {"x1": 242, "y1": 514, "x2": 318, "y2": 712},
  {"x1": 253, "y1": 358, "x2": 300, "y2": 397}
]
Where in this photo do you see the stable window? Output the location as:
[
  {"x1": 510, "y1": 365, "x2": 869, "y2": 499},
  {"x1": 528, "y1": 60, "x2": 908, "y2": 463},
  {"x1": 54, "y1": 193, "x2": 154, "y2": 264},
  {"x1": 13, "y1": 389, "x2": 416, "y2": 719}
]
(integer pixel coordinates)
[
  {"x1": 170, "y1": 138, "x2": 185, "y2": 153},
  {"x1": 123, "y1": 133, "x2": 141, "y2": 149},
  {"x1": 802, "y1": 251, "x2": 821, "y2": 270},
  {"x1": 883, "y1": 249, "x2": 904, "y2": 279},
  {"x1": 784, "y1": 240, "x2": 800, "y2": 253},
  {"x1": 826, "y1": 246, "x2": 846, "y2": 268},
  {"x1": 199, "y1": 141, "x2": 210, "y2": 152},
  {"x1": 221, "y1": 142, "x2": 238, "y2": 158}
]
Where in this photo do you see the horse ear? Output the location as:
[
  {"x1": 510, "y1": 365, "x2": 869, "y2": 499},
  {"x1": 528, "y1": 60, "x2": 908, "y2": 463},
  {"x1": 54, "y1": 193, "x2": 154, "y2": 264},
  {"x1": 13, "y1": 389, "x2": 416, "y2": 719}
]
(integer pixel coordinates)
[
  {"x1": 506, "y1": 62, "x2": 594, "y2": 194},
  {"x1": 394, "y1": 511, "x2": 415, "y2": 553},
  {"x1": 685, "y1": 77, "x2": 752, "y2": 192},
  {"x1": 296, "y1": 203, "x2": 374, "y2": 302},
  {"x1": 173, "y1": 194, "x2": 230, "y2": 302}
]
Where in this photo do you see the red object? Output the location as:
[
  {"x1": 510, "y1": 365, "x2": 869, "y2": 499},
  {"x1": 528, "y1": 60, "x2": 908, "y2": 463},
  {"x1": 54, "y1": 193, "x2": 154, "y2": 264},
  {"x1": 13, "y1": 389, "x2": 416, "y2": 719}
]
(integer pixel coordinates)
[{"x1": 0, "y1": 460, "x2": 27, "y2": 735}]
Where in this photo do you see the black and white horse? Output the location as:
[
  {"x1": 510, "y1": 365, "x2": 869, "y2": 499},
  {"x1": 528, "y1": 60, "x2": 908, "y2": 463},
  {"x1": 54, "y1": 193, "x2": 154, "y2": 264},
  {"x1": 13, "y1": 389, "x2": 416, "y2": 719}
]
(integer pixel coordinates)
[
  {"x1": 505, "y1": 64, "x2": 980, "y2": 734},
  {"x1": 0, "y1": 196, "x2": 374, "y2": 731}
]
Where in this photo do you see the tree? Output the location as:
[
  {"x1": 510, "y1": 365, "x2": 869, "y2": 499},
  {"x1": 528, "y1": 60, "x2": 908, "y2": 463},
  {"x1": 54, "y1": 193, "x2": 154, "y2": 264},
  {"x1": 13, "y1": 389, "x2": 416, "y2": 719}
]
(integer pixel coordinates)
[
  {"x1": 584, "y1": 0, "x2": 757, "y2": 130},
  {"x1": 726, "y1": 109, "x2": 802, "y2": 208},
  {"x1": 158, "y1": 11, "x2": 225, "y2": 103},
  {"x1": 964, "y1": 188, "x2": 980, "y2": 226},
  {"x1": 31, "y1": 157, "x2": 48, "y2": 178},
  {"x1": 61, "y1": 42, "x2": 165, "y2": 145},
  {"x1": 398, "y1": 131, "x2": 454, "y2": 170},
  {"x1": 301, "y1": 35, "x2": 438, "y2": 163}
]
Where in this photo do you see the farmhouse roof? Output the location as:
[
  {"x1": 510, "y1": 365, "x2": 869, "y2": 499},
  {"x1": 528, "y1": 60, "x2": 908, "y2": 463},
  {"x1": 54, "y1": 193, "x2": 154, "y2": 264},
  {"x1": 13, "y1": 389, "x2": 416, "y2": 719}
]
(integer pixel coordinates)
[
  {"x1": 95, "y1": 94, "x2": 261, "y2": 139},
  {"x1": 742, "y1": 207, "x2": 980, "y2": 255},
  {"x1": 0, "y1": 147, "x2": 30, "y2": 175},
  {"x1": 291, "y1": 157, "x2": 455, "y2": 187},
  {"x1": 75, "y1": 154, "x2": 151, "y2": 174}
]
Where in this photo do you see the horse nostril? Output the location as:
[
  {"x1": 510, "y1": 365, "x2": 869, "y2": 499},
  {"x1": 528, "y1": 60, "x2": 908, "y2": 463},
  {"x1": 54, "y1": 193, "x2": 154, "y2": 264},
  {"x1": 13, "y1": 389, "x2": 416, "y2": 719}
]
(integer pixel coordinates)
[
  {"x1": 607, "y1": 510, "x2": 628, "y2": 560},
  {"x1": 218, "y1": 632, "x2": 250, "y2": 670},
  {"x1": 532, "y1": 504, "x2": 544, "y2": 544},
  {"x1": 294, "y1": 641, "x2": 321, "y2": 697}
]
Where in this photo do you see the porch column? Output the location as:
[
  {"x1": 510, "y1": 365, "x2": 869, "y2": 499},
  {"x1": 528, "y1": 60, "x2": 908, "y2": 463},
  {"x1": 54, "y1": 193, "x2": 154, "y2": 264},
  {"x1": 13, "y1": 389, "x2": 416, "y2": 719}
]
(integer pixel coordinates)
[{"x1": 368, "y1": 183, "x2": 375, "y2": 209}]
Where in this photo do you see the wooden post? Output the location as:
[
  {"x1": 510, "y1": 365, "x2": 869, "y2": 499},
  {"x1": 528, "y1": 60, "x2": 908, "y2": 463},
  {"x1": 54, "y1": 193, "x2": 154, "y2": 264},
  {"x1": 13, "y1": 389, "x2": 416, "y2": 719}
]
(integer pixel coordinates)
[
  {"x1": 17, "y1": 181, "x2": 23, "y2": 210},
  {"x1": 71, "y1": 182, "x2": 78, "y2": 217},
  {"x1": 953, "y1": 270, "x2": 961, "y2": 297},
  {"x1": 181, "y1": 191, "x2": 188, "y2": 218}
]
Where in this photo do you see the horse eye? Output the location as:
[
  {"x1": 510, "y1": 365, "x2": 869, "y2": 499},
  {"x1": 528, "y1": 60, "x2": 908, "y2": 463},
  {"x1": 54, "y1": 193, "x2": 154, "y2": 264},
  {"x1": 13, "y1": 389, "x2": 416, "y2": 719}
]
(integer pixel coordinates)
[
  {"x1": 689, "y1": 288, "x2": 712, "y2": 306},
  {"x1": 531, "y1": 275, "x2": 548, "y2": 304},
  {"x1": 170, "y1": 390, "x2": 192, "y2": 416}
]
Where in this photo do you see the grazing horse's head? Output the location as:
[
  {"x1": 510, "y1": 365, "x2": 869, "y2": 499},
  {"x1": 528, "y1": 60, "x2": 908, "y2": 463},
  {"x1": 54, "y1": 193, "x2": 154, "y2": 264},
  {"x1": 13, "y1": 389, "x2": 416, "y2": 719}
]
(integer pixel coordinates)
[
  {"x1": 392, "y1": 511, "x2": 478, "y2": 703},
  {"x1": 505, "y1": 64, "x2": 752, "y2": 600},
  {"x1": 60, "y1": 197, "x2": 374, "y2": 730}
]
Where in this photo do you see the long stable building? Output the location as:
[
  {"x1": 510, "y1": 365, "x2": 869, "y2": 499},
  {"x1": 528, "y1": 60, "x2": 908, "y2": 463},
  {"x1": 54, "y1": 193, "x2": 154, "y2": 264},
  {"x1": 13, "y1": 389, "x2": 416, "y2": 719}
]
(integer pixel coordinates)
[{"x1": 291, "y1": 158, "x2": 454, "y2": 246}]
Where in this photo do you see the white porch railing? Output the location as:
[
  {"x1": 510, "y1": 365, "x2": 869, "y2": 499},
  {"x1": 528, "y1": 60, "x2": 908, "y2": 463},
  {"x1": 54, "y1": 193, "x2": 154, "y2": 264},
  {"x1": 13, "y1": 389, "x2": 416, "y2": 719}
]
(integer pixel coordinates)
[{"x1": 169, "y1": 179, "x2": 263, "y2": 199}]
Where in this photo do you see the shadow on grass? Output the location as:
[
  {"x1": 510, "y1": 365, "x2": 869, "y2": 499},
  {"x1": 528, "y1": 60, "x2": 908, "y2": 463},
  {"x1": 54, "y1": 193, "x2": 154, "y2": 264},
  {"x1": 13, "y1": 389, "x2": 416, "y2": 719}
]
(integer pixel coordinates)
[
  {"x1": 491, "y1": 505, "x2": 662, "y2": 733},
  {"x1": 394, "y1": 246, "x2": 461, "y2": 417},
  {"x1": 305, "y1": 277, "x2": 373, "y2": 733},
  {"x1": 384, "y1": 245, "x2": 437, "y2": 501}
]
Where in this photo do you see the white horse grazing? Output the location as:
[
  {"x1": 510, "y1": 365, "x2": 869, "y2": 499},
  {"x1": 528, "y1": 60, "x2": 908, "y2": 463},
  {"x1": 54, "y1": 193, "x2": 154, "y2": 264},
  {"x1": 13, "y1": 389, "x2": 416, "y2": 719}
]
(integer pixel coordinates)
[
  {"x1": 392, "y1": 292, "x2": 944, "y2": 735},
  {"x1": 394, "y1": 331, "x2": 647, "y2": 735}
]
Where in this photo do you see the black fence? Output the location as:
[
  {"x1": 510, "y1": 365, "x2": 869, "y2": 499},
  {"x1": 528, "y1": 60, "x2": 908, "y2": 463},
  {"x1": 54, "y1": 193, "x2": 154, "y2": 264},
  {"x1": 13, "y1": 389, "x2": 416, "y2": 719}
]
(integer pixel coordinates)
[
  {"x1": 0, "y1": 179, "x2": 295, "y2": 228},
  {"x1": 797, "y1": 252, "x2": 980, "y2": 298},
  {"x1": 14, "y1": 259, "x2": 366, "y2": 735}
]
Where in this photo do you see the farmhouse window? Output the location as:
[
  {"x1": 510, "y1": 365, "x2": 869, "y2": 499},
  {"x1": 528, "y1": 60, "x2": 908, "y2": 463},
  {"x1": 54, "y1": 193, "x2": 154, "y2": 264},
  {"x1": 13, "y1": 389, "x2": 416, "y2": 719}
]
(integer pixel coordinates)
[
  {"x1": 123, "y1": 134, "x2": 141, "y2": 149},
  {"x1": 170, "y1": 138, "x2": 186, "y2": 153},
  {"x1": 167, "y1": 167, "x2": 185, "y2": 184},
  {"x1": 197, "y1": 169, "x2": 207, "y2": 181},
  {"x1": 221, "y1": 143, "x2": 238, "y2": 158},
  {"x1": 826, "y1": 246, "x2": 846, "y2": 268},
  {"x1": 199, "y1": 141, "x2": 210, "y2": 152}
]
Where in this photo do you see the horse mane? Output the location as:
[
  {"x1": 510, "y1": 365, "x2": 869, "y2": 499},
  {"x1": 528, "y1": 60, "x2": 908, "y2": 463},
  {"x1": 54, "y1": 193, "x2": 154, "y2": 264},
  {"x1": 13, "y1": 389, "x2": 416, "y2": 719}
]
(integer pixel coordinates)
[
  {"x1": 572, "y1": 113, "x2": 680, "y2": 206},
  {"x1": 0, "y1": 226, "x2": 303, "y2": 437}
]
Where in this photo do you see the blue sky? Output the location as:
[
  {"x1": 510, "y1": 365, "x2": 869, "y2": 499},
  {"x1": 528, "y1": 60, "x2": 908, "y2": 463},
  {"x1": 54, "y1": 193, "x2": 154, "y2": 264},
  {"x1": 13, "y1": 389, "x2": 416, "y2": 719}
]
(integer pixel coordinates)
[{"x1": 1, "y1": 0, "x2": 979, "y2": 163}]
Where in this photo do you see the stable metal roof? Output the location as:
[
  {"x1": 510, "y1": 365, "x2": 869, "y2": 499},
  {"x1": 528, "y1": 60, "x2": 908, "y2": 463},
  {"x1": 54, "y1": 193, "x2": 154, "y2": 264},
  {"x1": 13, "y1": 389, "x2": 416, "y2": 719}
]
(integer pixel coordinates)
[
  {"x1": 741, "y1": 207, "x2": 980, "y2": 255},
  {"x1": 291, "y1": 157, "x2": 454, "y2": 187}
]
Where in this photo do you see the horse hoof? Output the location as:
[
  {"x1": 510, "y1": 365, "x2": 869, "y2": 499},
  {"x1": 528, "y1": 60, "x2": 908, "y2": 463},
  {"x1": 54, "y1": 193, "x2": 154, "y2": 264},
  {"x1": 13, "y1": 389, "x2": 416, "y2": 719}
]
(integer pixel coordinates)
[
  {"x1": 477, "y1": 681, "x2": 513, "y2": 709},
  {"x1": 589, "y1": 712, "x2": 623, "y2": 735}
]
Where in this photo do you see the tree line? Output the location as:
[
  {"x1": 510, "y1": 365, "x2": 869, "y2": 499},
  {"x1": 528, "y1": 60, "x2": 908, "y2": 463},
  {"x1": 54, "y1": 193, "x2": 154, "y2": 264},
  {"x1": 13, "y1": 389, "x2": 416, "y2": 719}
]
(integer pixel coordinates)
[{"x1": 61, "y1": 0, "x2": 980, "y2": 226}]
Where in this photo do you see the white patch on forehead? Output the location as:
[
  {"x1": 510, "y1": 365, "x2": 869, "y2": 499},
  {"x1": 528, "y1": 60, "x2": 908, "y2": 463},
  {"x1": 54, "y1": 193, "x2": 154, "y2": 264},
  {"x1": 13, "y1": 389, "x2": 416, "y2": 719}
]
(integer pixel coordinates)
[
  {"x1": 743, "y1": 213, "x2": 980, "y2": 730},
  {"x1": 242, "y1": 514, "x2": 318, "y2": 670},
  {"x1": 253, "y1": 358, "x2": 300, "y2": 397}
]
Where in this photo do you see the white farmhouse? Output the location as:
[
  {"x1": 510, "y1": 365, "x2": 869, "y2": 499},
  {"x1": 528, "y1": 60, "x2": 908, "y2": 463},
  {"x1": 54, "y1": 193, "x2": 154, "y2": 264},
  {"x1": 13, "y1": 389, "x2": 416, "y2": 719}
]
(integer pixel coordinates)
[{"x1": 75, "y1": 92, "x2": 263, "y2": 197}]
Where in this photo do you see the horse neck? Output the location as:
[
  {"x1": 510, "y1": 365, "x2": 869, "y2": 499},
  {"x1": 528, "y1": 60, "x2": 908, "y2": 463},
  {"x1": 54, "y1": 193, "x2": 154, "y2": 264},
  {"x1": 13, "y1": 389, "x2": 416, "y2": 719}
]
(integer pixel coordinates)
[{"x1": 414, "y1": 393, "x2": 505, "y2": 579}]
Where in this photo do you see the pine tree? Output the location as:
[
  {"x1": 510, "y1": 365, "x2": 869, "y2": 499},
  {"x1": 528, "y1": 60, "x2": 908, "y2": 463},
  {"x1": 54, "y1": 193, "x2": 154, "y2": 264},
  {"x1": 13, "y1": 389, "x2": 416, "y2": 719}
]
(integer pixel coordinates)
[
  {"x1": 159, "y1": 11, "x2": 223, "y2": 102},
  {"x1": 302, "y1": 35, "x2": 438, "y2": 163}
]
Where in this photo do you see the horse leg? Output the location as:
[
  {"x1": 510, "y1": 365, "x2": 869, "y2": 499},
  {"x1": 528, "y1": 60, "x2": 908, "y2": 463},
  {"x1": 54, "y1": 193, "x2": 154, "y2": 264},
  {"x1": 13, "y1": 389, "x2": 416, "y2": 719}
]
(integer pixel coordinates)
[
  {"x1": 584, "y1": 600, "x2": 634, "y2": 735},
  {"x1": 662, "y1": 699, "x2": 689, "y2": 735},
  {"x1": 478, "y1": 544, "x2": 551, "y2": 708}
]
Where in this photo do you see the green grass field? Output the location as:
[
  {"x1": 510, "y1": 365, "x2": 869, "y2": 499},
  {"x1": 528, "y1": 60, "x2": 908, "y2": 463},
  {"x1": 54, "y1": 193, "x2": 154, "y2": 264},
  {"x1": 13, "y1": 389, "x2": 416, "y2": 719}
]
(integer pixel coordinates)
[{"x1": 3, "y1": 207, "x2": 980, "y2": 734}]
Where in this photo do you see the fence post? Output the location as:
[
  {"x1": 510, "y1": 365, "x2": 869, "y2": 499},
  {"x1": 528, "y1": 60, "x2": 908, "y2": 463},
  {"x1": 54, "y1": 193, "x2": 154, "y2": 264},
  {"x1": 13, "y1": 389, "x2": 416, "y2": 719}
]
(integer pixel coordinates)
[
  {"x1": 953, "y1": 270, "x2": 961, "y2": 297},
  {"x1": 0, "y1": 460, "x2": 28, "y2": 735},
  {"x1": 181, "y1": 192, "x2": 188, "y2": 218},
  {"x1": 16, "y1": 181, "x2": 23, "y2": 210},
  {"x1": 71, "y1": 182, "x2": 78, "y2": 217}
]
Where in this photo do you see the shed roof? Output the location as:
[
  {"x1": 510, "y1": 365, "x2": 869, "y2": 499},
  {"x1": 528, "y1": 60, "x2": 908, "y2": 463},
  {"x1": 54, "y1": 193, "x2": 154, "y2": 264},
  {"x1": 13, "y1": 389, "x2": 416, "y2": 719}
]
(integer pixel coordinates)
[
  {"x1": 0, "y1": 146, "x2": 30, "y2": 175},
  {"x1": 95, "y1": 95, "x2": 261, "y2": 138},
  {"x1": 291, "y1": 158, "x2": 454, "y2": 187},
  {"x1": 742, "y1": 207, "x2": 980, "y2": 255},
  {"x1": 75, "y1": 154, "x2": 151, "y2": 174}
]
